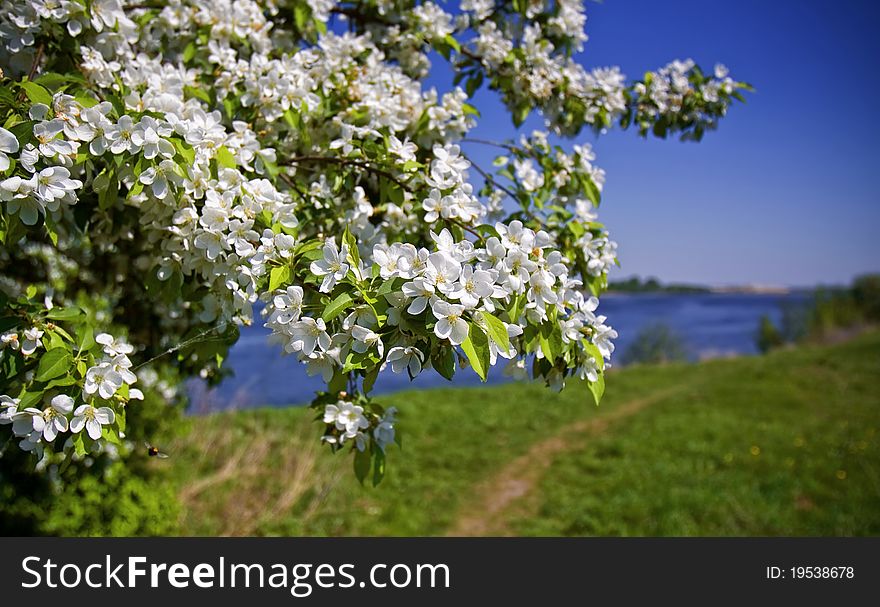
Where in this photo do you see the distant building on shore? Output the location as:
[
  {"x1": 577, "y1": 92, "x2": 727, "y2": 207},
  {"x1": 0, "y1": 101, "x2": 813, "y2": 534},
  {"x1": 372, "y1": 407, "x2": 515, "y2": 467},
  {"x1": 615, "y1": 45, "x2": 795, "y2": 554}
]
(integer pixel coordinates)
[{"x1": 709, "y1": 284, "x2": 791, "y2": 295}]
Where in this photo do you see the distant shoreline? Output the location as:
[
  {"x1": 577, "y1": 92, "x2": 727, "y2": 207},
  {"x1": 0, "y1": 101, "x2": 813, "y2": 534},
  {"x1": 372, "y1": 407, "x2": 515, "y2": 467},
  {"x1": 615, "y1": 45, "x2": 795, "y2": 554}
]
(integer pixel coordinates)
[
  {"x1": 606, "y1": 277, "x2": 817, "y2": 296},
  {"x1": 604, "y1": 286, "x2": 813, "y2": 296}
]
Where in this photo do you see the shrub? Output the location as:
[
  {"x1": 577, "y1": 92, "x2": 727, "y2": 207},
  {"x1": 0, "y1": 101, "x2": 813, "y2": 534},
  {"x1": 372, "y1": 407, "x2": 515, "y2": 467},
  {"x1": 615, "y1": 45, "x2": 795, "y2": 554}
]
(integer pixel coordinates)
[
  {"x1": 756, "y1": 315, "x2": 784, "y2": 353},
  {"x1": 621, "y1": 323, "x2": 688, "y2": 365}
]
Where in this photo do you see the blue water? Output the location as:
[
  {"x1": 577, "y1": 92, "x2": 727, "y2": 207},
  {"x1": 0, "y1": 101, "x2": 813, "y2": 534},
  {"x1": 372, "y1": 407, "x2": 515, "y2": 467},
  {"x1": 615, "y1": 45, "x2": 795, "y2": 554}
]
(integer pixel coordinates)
[{"x1": 187, "y1": 292, "x2": 811, "y2": 411}]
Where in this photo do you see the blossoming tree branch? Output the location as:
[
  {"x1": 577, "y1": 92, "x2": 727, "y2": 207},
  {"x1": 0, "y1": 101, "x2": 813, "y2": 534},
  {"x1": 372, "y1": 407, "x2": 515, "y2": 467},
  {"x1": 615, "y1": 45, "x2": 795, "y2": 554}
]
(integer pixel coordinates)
[{"x1": 0, "y1": 0, "x2": 749, "y2": 483}]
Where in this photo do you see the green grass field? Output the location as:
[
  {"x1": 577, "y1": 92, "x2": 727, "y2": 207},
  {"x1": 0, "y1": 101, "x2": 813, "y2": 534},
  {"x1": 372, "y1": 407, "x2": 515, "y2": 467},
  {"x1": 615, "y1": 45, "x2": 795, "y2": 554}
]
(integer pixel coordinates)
[{"x1": 168, "y1": 331, "x2": 880, "y2": 536}]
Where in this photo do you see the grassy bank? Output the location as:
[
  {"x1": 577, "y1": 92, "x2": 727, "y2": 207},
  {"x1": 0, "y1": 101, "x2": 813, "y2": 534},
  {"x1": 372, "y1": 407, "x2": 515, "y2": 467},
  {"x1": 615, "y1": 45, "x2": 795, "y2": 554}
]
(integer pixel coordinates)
[{"x1": 168, "y1": 332, "x2": 880, "y2": 536}]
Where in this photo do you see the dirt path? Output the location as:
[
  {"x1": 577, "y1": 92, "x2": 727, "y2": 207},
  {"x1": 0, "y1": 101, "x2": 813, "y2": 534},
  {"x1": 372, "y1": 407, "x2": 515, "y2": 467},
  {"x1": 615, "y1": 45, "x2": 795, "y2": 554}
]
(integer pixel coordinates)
[{"x1": 447, "y1": 387, "x2": 686, "y2": 536}]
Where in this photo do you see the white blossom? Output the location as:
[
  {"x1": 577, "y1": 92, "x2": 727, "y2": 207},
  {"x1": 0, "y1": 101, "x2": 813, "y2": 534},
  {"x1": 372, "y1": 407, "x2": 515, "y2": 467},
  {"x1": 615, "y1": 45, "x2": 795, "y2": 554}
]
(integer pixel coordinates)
[
  {"x1": 386, "y1": 346, "x2": 423, "y2": 377},
  {"x1": 431, "y1": 299, "x2": 469, "y2": 345},
  {"x1": 70, "y1": 404, "x2": 116, "y2": 440},
  {"x1": 310, "y1": 238, "x2": 350, "y2": 293}
]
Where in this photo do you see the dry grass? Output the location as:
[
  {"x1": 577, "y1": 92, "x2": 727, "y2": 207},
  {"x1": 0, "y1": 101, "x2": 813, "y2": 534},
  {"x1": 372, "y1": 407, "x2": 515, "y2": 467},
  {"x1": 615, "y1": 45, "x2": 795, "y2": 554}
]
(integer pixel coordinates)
[{"x1": 172, "y1": 410, "x2": 343, "y2": 536}]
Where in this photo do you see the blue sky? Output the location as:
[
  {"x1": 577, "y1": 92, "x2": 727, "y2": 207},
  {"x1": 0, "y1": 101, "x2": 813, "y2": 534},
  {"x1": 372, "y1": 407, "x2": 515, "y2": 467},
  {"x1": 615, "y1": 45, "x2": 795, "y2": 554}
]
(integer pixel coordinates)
[{"x1": 451, "y1": 0, "x2": 880, "y2": 287}]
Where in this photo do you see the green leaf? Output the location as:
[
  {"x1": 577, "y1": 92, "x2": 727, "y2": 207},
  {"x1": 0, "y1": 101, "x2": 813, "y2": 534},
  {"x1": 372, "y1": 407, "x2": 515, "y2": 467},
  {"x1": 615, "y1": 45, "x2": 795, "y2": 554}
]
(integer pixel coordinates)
[
  {"x1": 19, "y1": 81, "x2": 53, "y2": 106},
  {"x1": 0, "y1": 316, "x2": 20, "y2": 333},
  {"x1": 431, "y1": 347, "x2": 456, "y2": 381},
  {"x1": 583, "y1": 341, "x2": 605, "y2": 372},
  {"x1": 372, "y1": 448, "x2": 386, "y2": 486},
  {"x1": 539, "y1": 322, "x2": 563, "y2": 361},
  {"x1": 215, "y1": 145, "x2": 236, "y2": 168},
  {"x1": 102, "y1": 426, "x2": 122, "y2": 446},
  {"x1": 45, "y1": 306, "x2": 84, "y2": 321},
  {"x1": 465, "y1": 72, "x2": 484, "y2": 97},
  {"x1": 443, "y1": 34, "x2": 461, "y2": 53},
  {"x1": 583, "y1": 176, "x2": 601, "y2": 206},
  {"x1": 363, "y1": 364, "x2": 380, "y2": 394},
  {"x1": 173, "y1": 138, "x2": 195, "y2": 165},
  {"x1": 98, "y1": 172, "x2": 118, "y2": 210},
  {"x1": 283, "y1": 108, "x2": 300, "y2": 129},
  {"x1": 184, "y1": 85, "x2": 211, "y2": 104},
  {"x1": 481, "y1": 311, "x2": 509, "y2": 351},
  {"x1": 513, "y1": 104, "x2": 530, "y2": 127},
  {"x1": 268, "y1": 265, "x2": 290, "y2": 291},
  {"x1": 342, "y1": 227, "x2": 360, "y2": 269},
  {"x1": 34, "y1": 72, "x2": 86, "y2": 89},
  {"x1": 354, "y1": 447, "x2": 371, "y2": 485},
  {"x1": 294, "y1": 3, "x2": 310, "y2": 30},
  {"x1": 343, "y1": 350, "x2": 369, "y2": 371},
  {"x1": 587, "y1": 372, "x2": 605, "y2": 406},
  {"x1": 462, "y1": 102, "x2": 480, "y2": 117},
  {"x1": 72, "y1": 432, "x2": 87, "y2": 457},
  {"x1": 44, "y1": 330, "x2": 66, "y2": 350},
  {"x1": 328, "y1": 370, "x2": 347, "y2": 394},
  {"x1": 376, "y1": 277, "x2": 400, "y2": 298},
  {"x1": 387, "y1": 183, "x2": 404, "y2": 205},
  {"x1": 461, "y1": 323, "x2": 490, "y2": 381},
  {"x1": 322, "y1": 292, "x2": 353, "y2": 322},
  {"x1": 78, "y1": 325, "x2": 95, "y2": 352},
  {"x1": 35, "y1": 347, "x2": 71, "y2": 382},
  {"x1": 43, "y1": 374, "x2": 76, "y2": 390},
  {"x1": 75, "y1": 94, "x2": 98, "y2": 108},
  {"x1": 17, "y1": 390, "x2": 43, "y2": 409},
  {"x1": 182, "y1": 41, "x2": 197, "y2": 63},
  {"x1": 473, "y1": 224, "x2": 501, "y2": 240},
  {"x1": 295, "y1": 239, "x2": 323, "y2": 256}
]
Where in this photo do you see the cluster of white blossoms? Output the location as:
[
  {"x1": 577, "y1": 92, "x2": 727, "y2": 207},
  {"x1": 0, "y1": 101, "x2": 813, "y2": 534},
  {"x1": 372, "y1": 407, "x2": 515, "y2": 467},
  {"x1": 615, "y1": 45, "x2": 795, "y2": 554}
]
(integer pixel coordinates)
[
  {"x1": 0, "y1": 333, "x2": 140, "y2": 456},
  {"x1": 421, "y1": 144, "x2": 486, "y2": 224},
  {"x1": 473, "y1": 18, "x2": 627, "y2": 133},
  {"x1": 0, "y1": 0, "x2": 745, "y2": 477},
  {"x1": 264, "y1": 220, "x2": 617, "y2": 399},
  {"x1": 0, "y1": 121, "x2": 82, "y2": 226},
  {"x1": 634, "y1": 60, "x2": 736, "y2": 118},
  {"x1": 1, "y1": 326, "x2": 44, "y2": 356},
  {"x1": 322, "y1": 400, "x2": 397, "y2": 452}
]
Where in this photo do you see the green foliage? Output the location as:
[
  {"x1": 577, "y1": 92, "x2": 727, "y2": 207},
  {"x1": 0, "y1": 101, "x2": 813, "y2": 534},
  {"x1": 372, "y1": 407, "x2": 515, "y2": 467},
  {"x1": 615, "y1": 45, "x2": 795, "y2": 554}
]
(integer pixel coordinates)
[
  {"x1": 0, "y1": 451, "x2": 178, "y2": 536},
  {"x1": 0, "y1": 295, "x2": 186, "y2": 534},
  {"x1": 756, "y1": 315, "x2": 784, "y2": 354},
  {"x1": 779, "y1": 300, "x2": 811, "y2": 343},
  {"x1": 622, "y1": 323, "x2": 689, "y2": 364},
  {"x1": 794, "y1": 274, "x2": 880, "y2": 341},
  {"x1": 460, "y1": 323, "x2": 490, "y2": 381},
  {"x1": 851, "y1": 274, "x2": 880, "y2": 322}
]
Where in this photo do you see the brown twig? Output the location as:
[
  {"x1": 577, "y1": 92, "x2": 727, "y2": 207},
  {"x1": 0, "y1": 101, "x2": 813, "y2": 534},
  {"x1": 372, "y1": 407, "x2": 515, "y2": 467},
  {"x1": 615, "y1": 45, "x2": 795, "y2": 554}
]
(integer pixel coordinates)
[
  {"x1": 278, "y1": 172, "x2": 308, "y2": 204},
  {"x1": 460, "y1": 150, "x2": 519, "y2": 202},
  {"x1": 446, "y1": 218, "x2": 482, "y2": 239},
  {"x1": 280, "y1": 155, "x2": 412, "y2": 191},
  {"x1": 27, "y1": 42, "x2": 44, "y2": 82},
  {"x1": 463, "y1": 137, "x2": 519, "y2": 152}
]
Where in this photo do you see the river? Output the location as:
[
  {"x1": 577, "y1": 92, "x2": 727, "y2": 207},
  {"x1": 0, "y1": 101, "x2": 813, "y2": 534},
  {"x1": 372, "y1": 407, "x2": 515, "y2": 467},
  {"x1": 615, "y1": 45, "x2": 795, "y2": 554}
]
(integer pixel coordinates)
[{"x1": 187, "y1": 292, "x2": 812, "y2": 411}]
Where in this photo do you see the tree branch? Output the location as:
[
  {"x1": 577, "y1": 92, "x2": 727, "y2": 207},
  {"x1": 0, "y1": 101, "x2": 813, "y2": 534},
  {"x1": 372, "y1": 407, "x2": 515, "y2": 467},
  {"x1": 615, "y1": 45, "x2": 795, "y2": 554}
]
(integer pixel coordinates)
[
  {"x1": 463, "y1": 137, "x2": 519, "y2": 152},
  {"x1": 460, "y1": 151, "x2": 519, "y2": 202},
  {"x1": 280, "y1": 156, "x2": 412, "y2": 191},
  {"x1": 445, "y1": 218, "x2": 482, "y2": 239},
  {"x1": 278, "y1": 172, "x2": 308, "y2": 204},
  {"x1": 27, "y1": 42, "x2": 44, "y2": 81}
]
